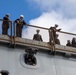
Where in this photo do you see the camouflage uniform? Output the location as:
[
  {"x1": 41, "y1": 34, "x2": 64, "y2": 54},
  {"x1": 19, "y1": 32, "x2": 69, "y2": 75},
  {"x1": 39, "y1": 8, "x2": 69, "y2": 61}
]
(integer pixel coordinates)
[
  {"x1": 55, "y1": 38, "x2": 60, "y2": 45},
  {"x1": 49, "y1": 26, "x2": 61, "y2": 44},
  {"x1": 15, "y1": 19, "x2": 26, "y2": 37},
  {"x1": 49, "y1": 27, "x2": 56, "y2": 44},
  {"x1": 2, "y1": 17, "x2": 9, "y2": 35},
  {"x1": 72, "y1": 38, "x2": 76, "y2": 47},
  {"x1": 33, "y1": 34, "x2": 43, "y2": 42},
  {"x1": 66, "y1": 40, "x2": 71, "y2": 46}
]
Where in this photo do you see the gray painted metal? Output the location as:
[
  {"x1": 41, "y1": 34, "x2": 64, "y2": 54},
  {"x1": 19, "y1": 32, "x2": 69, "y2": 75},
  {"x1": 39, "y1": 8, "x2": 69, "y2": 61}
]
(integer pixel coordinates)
[{"x1": 0, "y1": 46, "x2": 76, "y2": 75}]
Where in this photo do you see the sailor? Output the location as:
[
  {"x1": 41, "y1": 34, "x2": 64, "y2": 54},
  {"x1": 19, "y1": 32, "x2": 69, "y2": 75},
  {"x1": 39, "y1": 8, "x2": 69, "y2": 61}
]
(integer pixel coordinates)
[
  {"x1": 49, "y1": 24, "x2": 61, "y2": 44},
  {"x1": 33, "y1": 29, "x2": 43, "y2": 42},
  {"x1": 14, "y1": 15, "x2": 27, "y2": 37},
  {"x1": 72, "y1": 37, "x2": 76, "y2": 47},
  {"x1": 55, "y1": 34, "x2": 60, "y2": 45},
  {"x1": 2, "y1": 14, "x2": 10, "y2": 35},
  {"x1": 66, "y1": 40, "x2": 71, "y2": 46}
]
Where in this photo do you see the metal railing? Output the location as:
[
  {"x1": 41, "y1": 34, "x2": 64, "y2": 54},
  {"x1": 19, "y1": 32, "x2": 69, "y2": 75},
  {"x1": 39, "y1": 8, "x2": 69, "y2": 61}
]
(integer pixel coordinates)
[
  {"x1": 0, "y1": 18, "x2": 76, "y2": 54},
  {"x1": 55, "y1": 30, "x2": 76, "y2": 53},
  {"x1": 13, "y1": 23, "x2": 50, "y2": 47},
  {"x1": 13, "y1": 23, "x2": 76, "y2": 53}
]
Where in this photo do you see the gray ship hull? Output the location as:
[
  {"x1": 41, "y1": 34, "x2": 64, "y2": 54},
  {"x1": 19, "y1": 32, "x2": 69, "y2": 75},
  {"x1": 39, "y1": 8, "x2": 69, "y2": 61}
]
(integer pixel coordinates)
[{"x1": 0, "y1": 45, "x2": 76, "y2": 75}]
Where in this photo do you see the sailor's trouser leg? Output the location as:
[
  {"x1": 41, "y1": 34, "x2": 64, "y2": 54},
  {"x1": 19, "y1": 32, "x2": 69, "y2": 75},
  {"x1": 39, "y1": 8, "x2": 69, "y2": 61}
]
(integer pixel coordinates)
[
  {"x1": 2, "y1": 27, "x2": 8, "y2": 35},
  {"x1": 16, "y1": 28, "x2": 22, "y2": 37}
]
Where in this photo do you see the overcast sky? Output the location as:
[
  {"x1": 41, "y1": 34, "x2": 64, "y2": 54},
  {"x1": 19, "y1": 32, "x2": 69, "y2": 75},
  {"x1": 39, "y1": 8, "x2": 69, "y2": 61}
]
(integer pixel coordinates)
[{"x1": 0, "y1": 0, "x2": 76, "y2": 45}]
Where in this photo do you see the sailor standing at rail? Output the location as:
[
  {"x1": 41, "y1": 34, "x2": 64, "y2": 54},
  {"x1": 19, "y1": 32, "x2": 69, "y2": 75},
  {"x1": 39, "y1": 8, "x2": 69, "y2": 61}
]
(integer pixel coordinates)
[
  {"x1": 49, "y1": 24, "x2": 61, "y2": 44},
  {"x1": 2, "y1": 14, "x2": 10, "y2": 35},
  {"x1": 33, "y1": 29, "x2": 43, "y2": 42},
  {"x1": 66, "y1": 40, "x2": 71, "y2": 46},
  {"x1": 55, "y1": 34, "x2": 60, "y2": 45},
  {"x1": 14, "y1": 15, "x2": 27, "y2": 37}
]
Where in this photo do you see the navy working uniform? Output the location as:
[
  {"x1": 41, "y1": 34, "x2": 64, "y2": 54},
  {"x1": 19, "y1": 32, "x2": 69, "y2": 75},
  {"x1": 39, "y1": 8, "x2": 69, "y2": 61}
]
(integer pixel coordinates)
[
  {"x1": 72, "y1": 37, "x2": 76, "y2": 47},
  {"x1": 55, "y1": 34, "x2": 60, "y2": 45},
  {"x1": 66, "y1": 40, "x2": 71, "y2": 46},
  {"x1": 33, "y1": 29, "x2": 43, "y2": 42},
  {"x1": 14, "y1": 15, "x2": 26, "y2": 37},
  {"x1": 49, "y1": 24, "x2": 61, "y2": 44},
  {"x1": 2, "y1": 14, "x2": 10, "y2": 35}
]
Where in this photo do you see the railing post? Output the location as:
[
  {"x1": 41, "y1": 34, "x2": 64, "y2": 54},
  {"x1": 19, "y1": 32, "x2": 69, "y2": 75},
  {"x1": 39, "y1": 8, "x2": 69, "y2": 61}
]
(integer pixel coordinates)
[
  {"x1": 13, "y1": 22, "x2": 16, "y2": 48},
  {"x1": 51, "y1": 29, "x2": 56, "y2": 54},
  {"x1": 9, "y1": 21, "x2": 12, "y2": 46}
]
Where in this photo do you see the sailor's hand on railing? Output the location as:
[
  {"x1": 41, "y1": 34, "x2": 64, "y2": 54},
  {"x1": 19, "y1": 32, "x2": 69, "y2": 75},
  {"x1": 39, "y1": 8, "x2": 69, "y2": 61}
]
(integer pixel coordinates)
[
  {"x1": 9, "y1": 20, "x2": 12, "y2": 22},
  {"x1": 57, "y1": 28, "x2": 61, "y2": 31},
  {"x1": 16, "y1": 20, "x2": 20, "y2": 24},
  {"x1": 0, "y1": 19, "x2": 12, "y2": 22}
]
